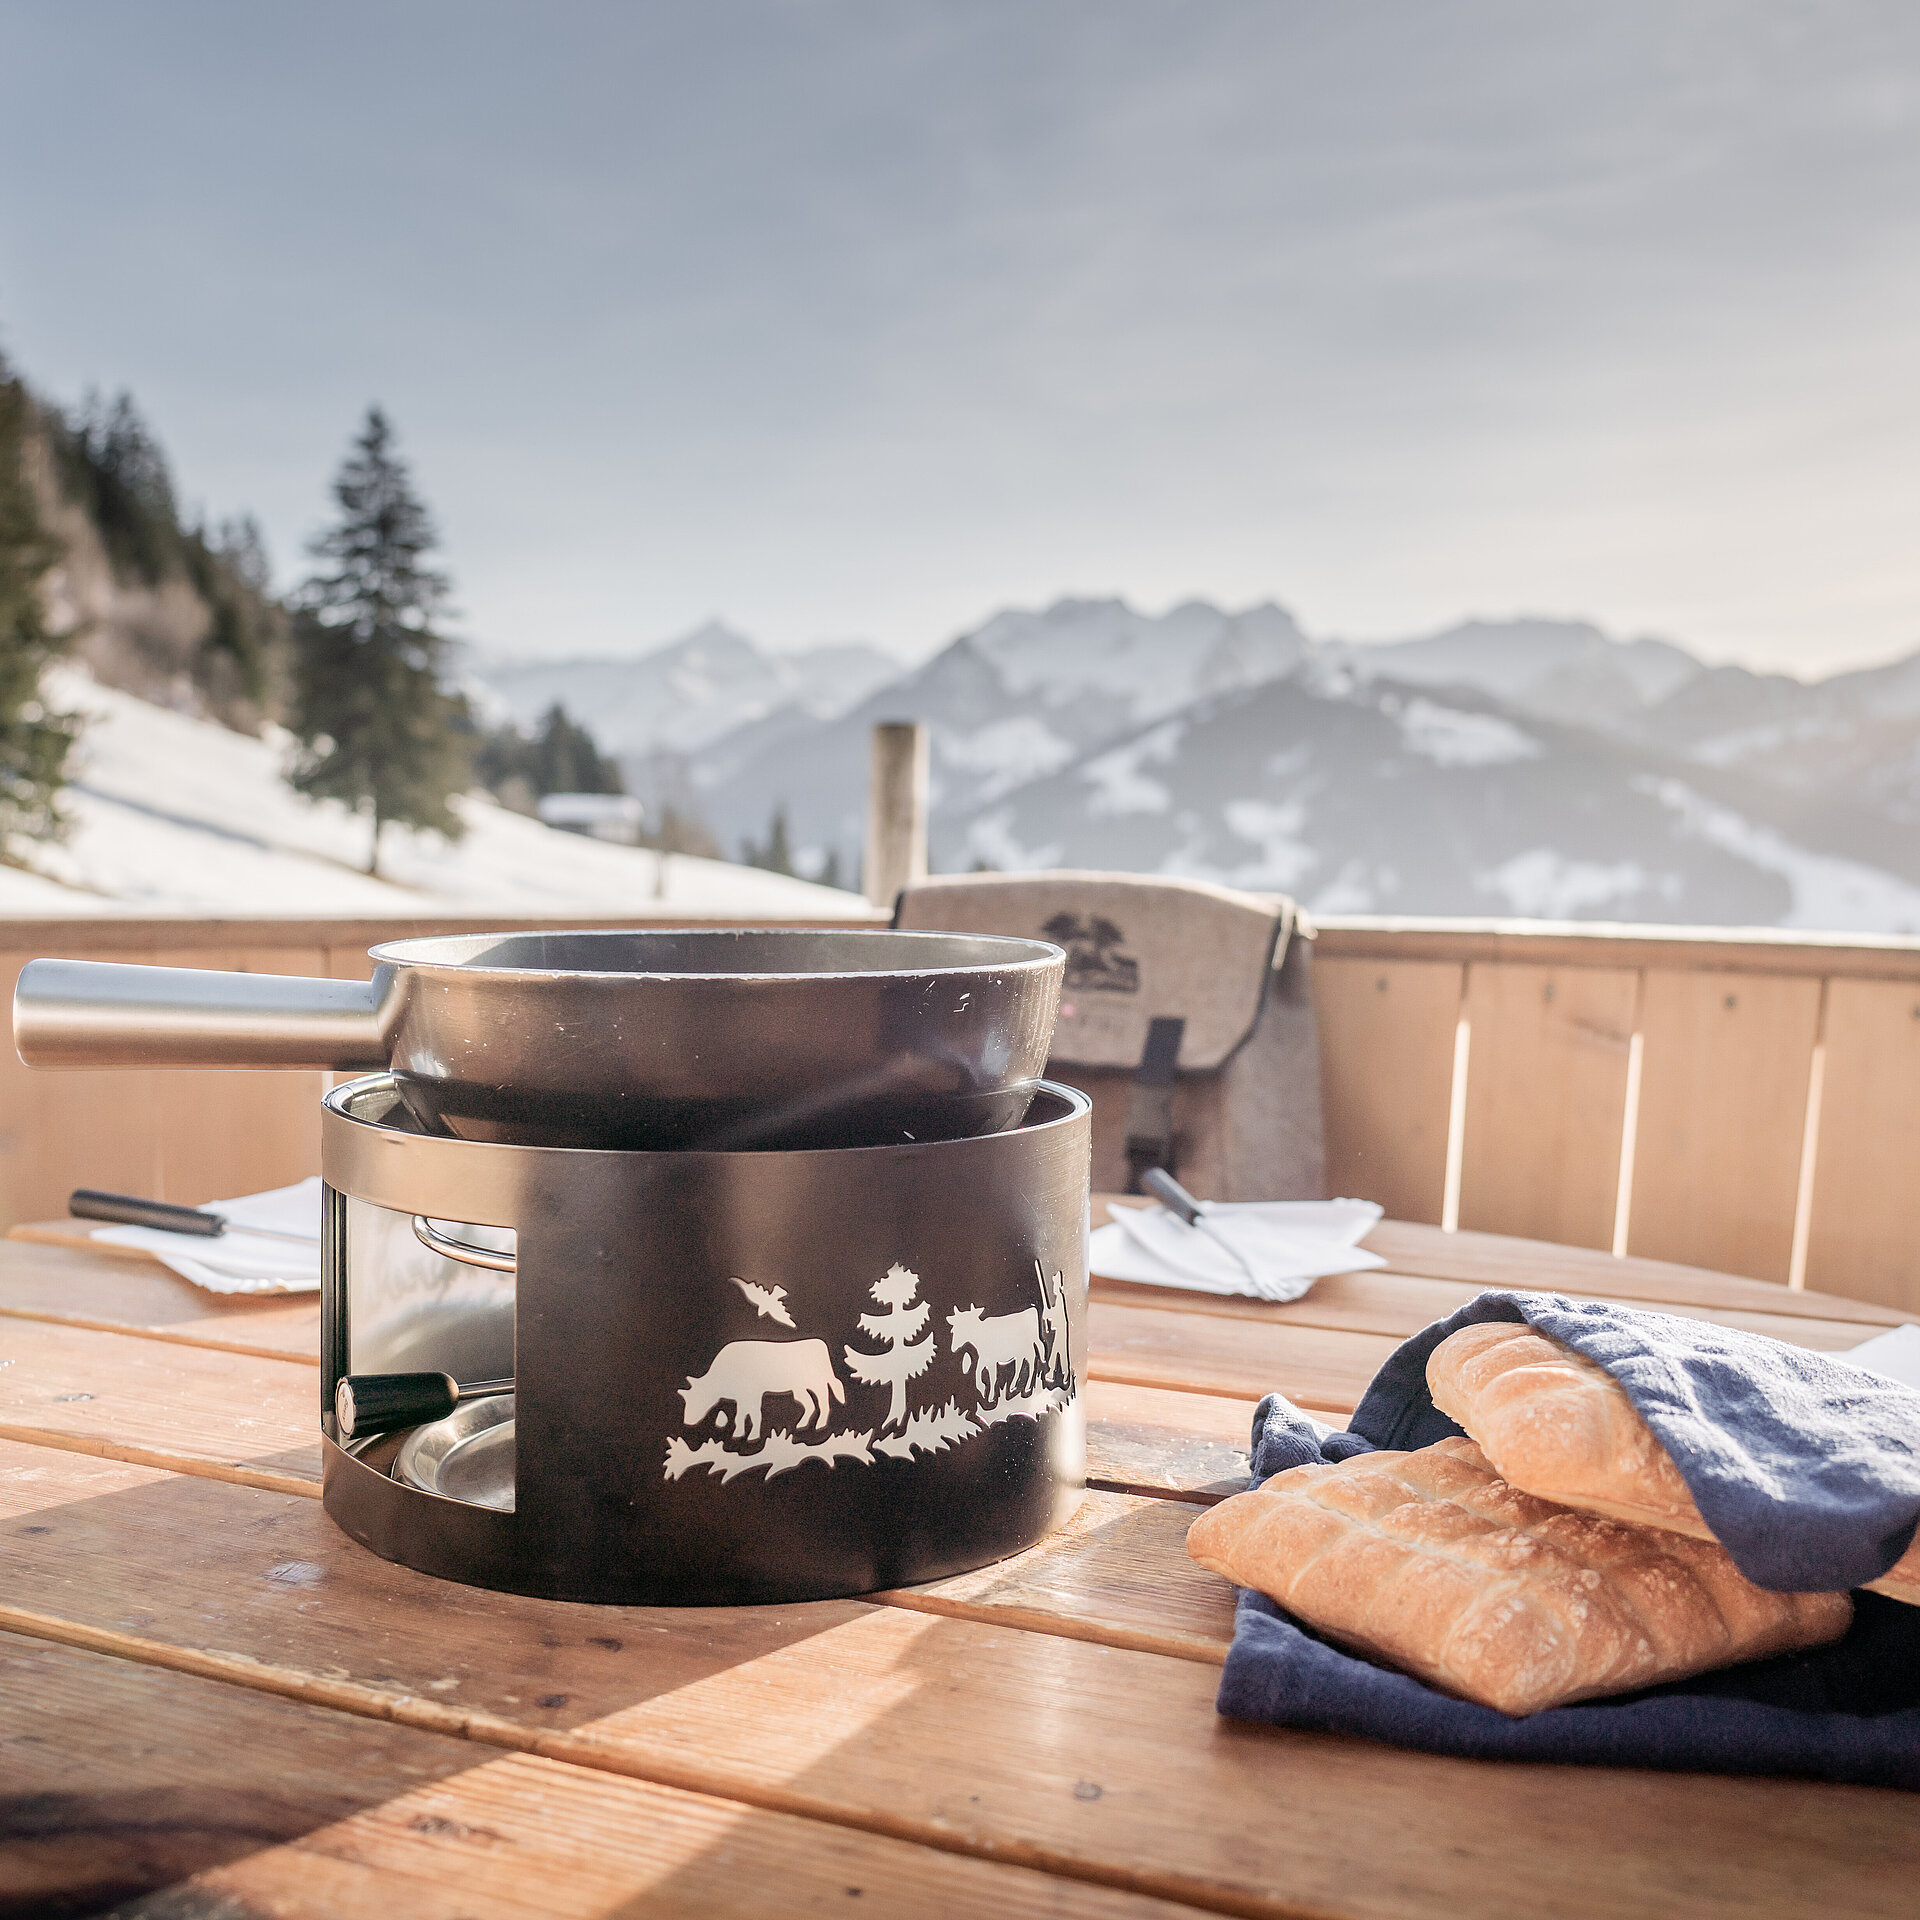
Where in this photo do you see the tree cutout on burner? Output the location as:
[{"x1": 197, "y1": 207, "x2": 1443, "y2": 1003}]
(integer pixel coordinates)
[{"x1": 841, "y1": 1263, "x2": 935, "y2": 1431}]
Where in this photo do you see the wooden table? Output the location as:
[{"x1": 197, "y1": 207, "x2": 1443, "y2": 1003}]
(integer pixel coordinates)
[{"x1": 3, "y1": 1206, "x2": 1915, "y2": 1917}]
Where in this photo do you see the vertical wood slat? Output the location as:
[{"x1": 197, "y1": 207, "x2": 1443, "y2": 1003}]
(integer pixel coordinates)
[
  {"x1": 1625, "y1": 969, "x2": 1822, "y2": 1283},
  {"x1": 325, "y1": 942, "x2": 379, "y2": 981},
  {"x1": 1456, "y1": 962, "x2": 1638, "y2": 1251},
  {"x1": 1316, "y1": 957, "x2": 1463, "y2": 1225},
  {"x1": 149, "y1": 947, "x2": 330, "y2": 1206},
  {"x1": 1801, "y1": 978, "x2": 1920, "y2": 1311},
  {"x1": 0, "y1": 951, "x2": 164, "y2": 1230}
]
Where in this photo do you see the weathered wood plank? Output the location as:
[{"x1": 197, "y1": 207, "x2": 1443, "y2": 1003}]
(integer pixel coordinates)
[
  {"x1": 0, "y1": 1313, "x2": 320, "y2": 1487},
  {"x1": 0, "y1": 1233, "x2": 323, "y2": 1357},
  {"x1": 4, "y1": 1443, "x2": 1915, "y2": 1920},
  {"x1": 1626, "y1": 969, "x2": 1822, "y2": 1283},
  {"x1": 1315, "y1": 957, "x2": 1462, "y2": 1225},
  {"x1": 1456, "y1": 962, "x2": 1637, "y2": 1250},
  {"x1": 1094, "y1": 1269, "x2": 1888, "y2": 1354},
  {"x1": 1083, "y1": 1379, "x2": 1260, "y2": 1500},
  {"x1": 0, "y1": 1633, "x2": 1191, "y2": 1920},
  {"x1": 1357, "y1": 1220, "x2": 1906, "y2": 1326},
  {"x1": 1802, "y1": 977, "x2": 1920, "y2": 1312},
  {"x1": 886, "y1": 1489, "x2": 1234, "y2": 1662},
  {"x1": 1090, "y1": 1301, "x2": 1393, "y2": 1411}
]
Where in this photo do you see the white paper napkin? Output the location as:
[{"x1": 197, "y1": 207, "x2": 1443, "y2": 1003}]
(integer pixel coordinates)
[
  {"x1": 89, "y1": 1177, "x2": 323, "y2": 1295},
  {"x1": 1843, "y1": 1323, "x2": 1920, "y2": 1392},
  {"x1": 1091, "y1": 1198, "x2": 1385, "y2": 1302}
]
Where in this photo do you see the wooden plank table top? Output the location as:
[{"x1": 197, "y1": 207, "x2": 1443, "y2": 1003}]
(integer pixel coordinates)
[{"x1": 2, "y1": 1204, "x2": 1914, "y2": 1917}]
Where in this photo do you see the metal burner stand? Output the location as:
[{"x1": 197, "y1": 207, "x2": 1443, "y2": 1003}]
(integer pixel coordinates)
[{"x1": 320, "y1": 1074, "x2": 1090, "y2": 1605}]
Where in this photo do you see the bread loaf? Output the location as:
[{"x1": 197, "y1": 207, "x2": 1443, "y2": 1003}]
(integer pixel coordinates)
[
  {"x1": 1426, "y1": 1321, "x2": 1920, "y2": 1607},
  {"x1": 1185, "y1": 1437, "x2": 1852, "y2": 1715}
]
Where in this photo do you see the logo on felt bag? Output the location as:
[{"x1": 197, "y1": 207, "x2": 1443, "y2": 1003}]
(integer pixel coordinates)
[{"x1": 1041, "y1": 912, "x2": 1141, "y2": 995}]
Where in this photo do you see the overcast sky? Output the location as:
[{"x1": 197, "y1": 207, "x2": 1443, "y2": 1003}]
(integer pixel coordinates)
[{"x1": 3, "y1": 2, "x2": 1917, "y2": 675}]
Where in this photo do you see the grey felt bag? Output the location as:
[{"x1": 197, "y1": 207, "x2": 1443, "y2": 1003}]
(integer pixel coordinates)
[{"x1": 895, "y1": 872, "x2": 1326, "y2": 1201}]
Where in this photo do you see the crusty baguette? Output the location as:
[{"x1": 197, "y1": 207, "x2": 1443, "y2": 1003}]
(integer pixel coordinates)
[
  {"x1": 1427, "y1": 1321, "x2": 1920, "y2": 1607},
  {"x1": 1186, "y1": 1437, "x2": 1852, "y2": 1716}
]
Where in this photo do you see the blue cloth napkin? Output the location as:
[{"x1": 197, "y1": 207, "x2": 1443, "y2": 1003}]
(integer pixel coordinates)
[{"x1": 1216, "y1": 1290, "x2": 1920, "y2": 1787}]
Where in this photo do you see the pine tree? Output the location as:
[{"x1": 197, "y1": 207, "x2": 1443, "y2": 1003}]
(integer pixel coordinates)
[
  {"x1": 288, "y1": 408, "x2": 470, "y2": 877},
  {"x1": 0, "y1": 359, "x2": 80, "y2": 860},
  {"x1": 842, "y1": 1264, "x2": 935, "y2": 1431},
  {"x1": 474, "y1": 701, "x2": 623, "y2": 810},
  {"x1": 741, "y1": 802, "x2": 795, "y2": 875}
]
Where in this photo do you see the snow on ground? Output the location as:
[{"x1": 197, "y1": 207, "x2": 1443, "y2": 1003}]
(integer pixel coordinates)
[{"x1": 2, "y1": 669, "x2": 869, "y2": 918}]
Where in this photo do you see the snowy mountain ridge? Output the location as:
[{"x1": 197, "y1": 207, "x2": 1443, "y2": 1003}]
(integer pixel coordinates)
[
  {"x1": 478, "y1": 621, "x2": 899, "y2": 755},
  {"x1": 459, "y1": 591, "x2": 1920, "y2": 931}
]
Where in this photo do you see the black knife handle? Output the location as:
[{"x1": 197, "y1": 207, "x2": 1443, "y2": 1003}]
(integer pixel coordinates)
[
  {"x1": 334, "y1": 1371, "x2": 459, "y2": 1440},
  {"x1": 70, "y1": 1189, "x2": 225, "y2": 1237},
  {"x1": 1139, "y1": 1166, "x2": 1205, "y2": 1227}
]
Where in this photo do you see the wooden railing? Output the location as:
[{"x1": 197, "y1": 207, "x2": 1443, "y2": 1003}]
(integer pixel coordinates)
[
  {"x1": 1313, "y1": 917, "x2": 1920, "y2": 1312},
  {"x1": 5, "y1": 910, "x2": 1919, "y2": 1314}
]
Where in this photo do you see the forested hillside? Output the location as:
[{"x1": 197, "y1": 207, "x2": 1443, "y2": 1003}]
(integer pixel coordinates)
[{"x1": 19, "y1": 383, "x2": 286, "y2": 731}]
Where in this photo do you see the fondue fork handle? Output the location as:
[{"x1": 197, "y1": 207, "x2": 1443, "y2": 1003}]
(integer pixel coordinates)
[
  {"x1": 1138, "y1": 1167, "x2": 1284, "y2": 1301},
  {"x1": 69, "y1": 1188, "x2": 321, "y2": 1244},
  {"x1": 334, "y1": 1371, "x2": 514, "y2": 1441}
]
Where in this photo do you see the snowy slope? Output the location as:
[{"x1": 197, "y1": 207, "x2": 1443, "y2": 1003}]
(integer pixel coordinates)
[
  {"x1": 0, "y1": 669, "x2": 868, "y2": 918},
  {"x1": 477, "y1": 622, "x2": 899, "y2": 755}
]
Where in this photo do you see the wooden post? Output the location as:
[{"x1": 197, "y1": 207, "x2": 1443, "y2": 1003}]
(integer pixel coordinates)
[{"x1": 865, "y1": 722, "x2": 929, "y2": 909}]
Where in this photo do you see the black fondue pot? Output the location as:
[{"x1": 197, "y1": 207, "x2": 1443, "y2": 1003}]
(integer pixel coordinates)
[{"x1": 13, "y1": 927, "x2": 1064, "y2": 1150}]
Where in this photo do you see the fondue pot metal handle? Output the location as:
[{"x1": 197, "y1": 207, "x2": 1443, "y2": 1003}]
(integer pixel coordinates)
[
  {"x1": 13, "y1": 957, "x2": 395, "y2": 1069},
  {"x1": 411, "y1": 1215, "x2": 517, "y2": 1272}
]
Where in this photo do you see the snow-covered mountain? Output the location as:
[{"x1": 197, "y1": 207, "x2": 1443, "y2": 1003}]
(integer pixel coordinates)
[
  {"x1": 0, "y1": 669, "x2": 867, "y2": 917},
  {"x1": 1323, "y1": 618, "x2": 1704, "y2": 730},
  {"x1": 688, "y1": 597, "x2": 1313, "y2": 866},
  {"x1": 947, "y1": 675, "x2": 1920, "y2": 932},
  {"x1": 671, "y1": 594, "x2": 1920, "y2": 929},
  {"x1": 461, "y1": 589, "x2": 1920, "y2": 930},
  {"x1": 476, "y1": 621, "x2": 899, "y2": 756}
]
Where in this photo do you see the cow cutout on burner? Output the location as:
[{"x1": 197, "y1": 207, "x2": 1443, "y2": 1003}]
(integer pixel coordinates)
[
  {"x1": 678, "y1": 1338, "x2": 844, "y2": 1441},
  {"x1": 948, "y1": 1304, "x2": 1042, "y2": 1401},
  {"x1": 663, "y1": 1259, "x2": 1077, "y2": 1484}
]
